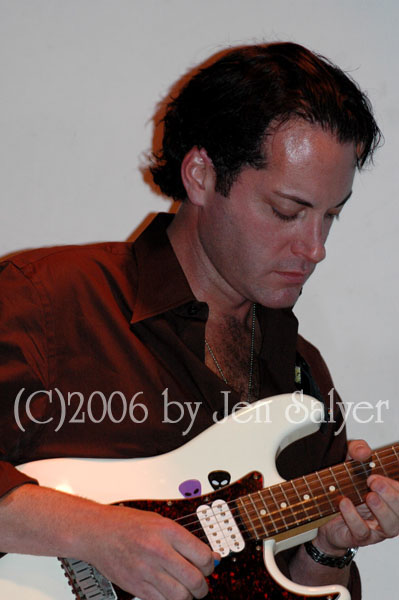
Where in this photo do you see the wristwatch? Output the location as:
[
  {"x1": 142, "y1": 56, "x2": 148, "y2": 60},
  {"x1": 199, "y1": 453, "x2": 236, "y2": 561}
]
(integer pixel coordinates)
[{"x1": 304, "y1": 540, "x2": 358, "y2": 569}]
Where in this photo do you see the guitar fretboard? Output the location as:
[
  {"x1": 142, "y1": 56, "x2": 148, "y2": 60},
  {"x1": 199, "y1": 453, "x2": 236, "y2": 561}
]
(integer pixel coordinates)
[{"x1": 237, "y1": 443, "x2": 399, "y2": 540}]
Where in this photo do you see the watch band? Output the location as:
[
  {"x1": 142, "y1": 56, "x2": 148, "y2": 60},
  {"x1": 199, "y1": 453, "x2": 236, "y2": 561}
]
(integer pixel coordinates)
[{"x1": 304, "y1": 540, "x2": 358, "y2": 569}]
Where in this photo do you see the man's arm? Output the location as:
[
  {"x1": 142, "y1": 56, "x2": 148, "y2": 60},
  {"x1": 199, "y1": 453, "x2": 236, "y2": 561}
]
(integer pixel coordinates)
[
  {"x1": 0, "y1": 261, "x2": 216, "y2": 599},
  {"x1": 0, "y1": 483, "x2": 216, "y2": 600}
]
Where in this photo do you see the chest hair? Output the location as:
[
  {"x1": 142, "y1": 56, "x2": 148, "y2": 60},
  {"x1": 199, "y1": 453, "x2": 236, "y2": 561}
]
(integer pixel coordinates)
[{"x1": 205, "y1": 315, "x2": 260, "y2": 402}]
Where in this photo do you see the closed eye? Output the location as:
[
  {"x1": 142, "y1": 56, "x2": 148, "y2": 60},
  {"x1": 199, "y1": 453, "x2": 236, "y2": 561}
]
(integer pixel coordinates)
[
  {"x1": 272, "y1": 207, "x2": 299, "y2": 222},
  {"x1": 273, "y1": 206, "x2": 341, "y2": 223},
  {"x1": 325, "y1": 212, "x2": 340, "y2": 221}
]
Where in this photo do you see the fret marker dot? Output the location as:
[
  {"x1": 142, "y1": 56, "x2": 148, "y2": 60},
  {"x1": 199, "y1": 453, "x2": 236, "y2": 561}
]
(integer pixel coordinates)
[
  {"x1": 329, "y1": 485, "x2": 336, "y2": 492},
  {"x1": 369, "y1": 461, "x2": 376, "y2": 468},
  {"x1": 280, "y1": 502, "x2": 287, "y2": 509},
  {"x1": 260, "y1": 509, "x2": 267, "y2": 516},
  {"x1": 303, "y1": 494, "x2": 310, "y2": 501}
]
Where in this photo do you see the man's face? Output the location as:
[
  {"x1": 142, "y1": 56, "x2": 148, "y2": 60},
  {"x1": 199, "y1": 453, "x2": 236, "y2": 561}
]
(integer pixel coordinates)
[{"x1": 196, "y1": 119, "x2": 357, "y2": 308}]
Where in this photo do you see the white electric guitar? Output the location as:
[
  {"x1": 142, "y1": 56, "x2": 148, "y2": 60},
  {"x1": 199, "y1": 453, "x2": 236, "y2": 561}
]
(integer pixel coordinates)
[{"x1": 0, "y1": 394, "x2": 397, "y2": 600}]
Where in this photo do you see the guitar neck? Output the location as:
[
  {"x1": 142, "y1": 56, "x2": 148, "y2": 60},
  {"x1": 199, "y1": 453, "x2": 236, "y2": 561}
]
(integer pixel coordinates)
[{"x1": 237, "y1": 442, "x2": 399, "y2": 541}]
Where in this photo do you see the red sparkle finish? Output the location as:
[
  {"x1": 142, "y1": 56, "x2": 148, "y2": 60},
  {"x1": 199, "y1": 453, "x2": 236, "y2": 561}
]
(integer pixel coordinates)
[{"x1": 109, "y1": 473, "x2": 338, "y2": 600}]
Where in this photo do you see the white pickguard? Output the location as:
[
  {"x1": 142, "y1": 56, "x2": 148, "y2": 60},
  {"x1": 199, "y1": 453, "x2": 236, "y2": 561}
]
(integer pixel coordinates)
[{"x1": 0, "y1": 394, "x2": 350, "y2": 599}]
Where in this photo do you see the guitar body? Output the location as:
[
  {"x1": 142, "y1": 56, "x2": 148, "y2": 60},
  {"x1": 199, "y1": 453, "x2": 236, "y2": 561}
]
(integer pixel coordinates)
[{"x1": 0, "y1": 394, "x2": 349, "y2": 600}]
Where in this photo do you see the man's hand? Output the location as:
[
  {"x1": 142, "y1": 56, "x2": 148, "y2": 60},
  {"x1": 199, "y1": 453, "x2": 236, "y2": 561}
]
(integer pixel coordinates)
[
  {"x1": 0, "y1": 485, "x2": 217, "y2": 600},
  {"x1": 314, "y1": 439, "x2": 399, "y2": 555},
  {"x1": 85, "y1": 504, "x2": 217, "y2": 600}
]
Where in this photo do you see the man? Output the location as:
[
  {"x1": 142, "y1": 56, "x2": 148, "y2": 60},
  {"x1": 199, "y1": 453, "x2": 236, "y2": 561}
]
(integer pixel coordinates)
[{"x1": 0, "y1": 42, "x2": 398, "y2": 600}]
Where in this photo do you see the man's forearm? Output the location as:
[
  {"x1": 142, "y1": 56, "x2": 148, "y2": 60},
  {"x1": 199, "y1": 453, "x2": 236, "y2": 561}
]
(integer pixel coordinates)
[
  {"x1": 0, "y1": 483, "x2": 215, "y2": 599},
  {"x1": 0, "y1": 484, "x2": 104, "y2": 559}
]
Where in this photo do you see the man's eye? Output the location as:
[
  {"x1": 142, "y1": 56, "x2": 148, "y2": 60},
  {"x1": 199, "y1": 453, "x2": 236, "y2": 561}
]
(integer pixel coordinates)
[
  {"x1": 272, "y1": 207, "x2": 298, "y2": 222},
  {"x1": 325, "y1": 212, "x2": 340, "y2": 221}
]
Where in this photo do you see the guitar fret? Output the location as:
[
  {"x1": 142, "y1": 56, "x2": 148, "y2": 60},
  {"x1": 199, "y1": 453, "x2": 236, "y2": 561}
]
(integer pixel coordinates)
[
  {"x1": 343, "y1": 462, "x2": 363, "y2": 503},
  {"x1": 375, "y1": 452, "x2": 387, "y2": 477},
  {"x1": 238, "y1": 496, "x2": 258, "y2": 538},
  {"x1": 268, "y1": 486, "x2": 289, "y2": 530},
  {"x1": 318, "y1": 470, "x2": 340, "y2": 515},
  {"x1": 302, "y1": 476, "x2": 322, "y2": 518},
  {"x1": 249, "y1": 493, "x2": 268, "y2": 538},
  {"x1": 257, "y1": 490, "x2": 278, "y2": 534},
  {"x1": 314, "y1": 473, "x2": 324, "y2": 517},
  {"x1": 316, "y1": 471, "x2": 335, "y2": 513},
  {"x1": 379, "y1": 446, "x2": 399, "y2": 480},
  {"x1": 329, "y1": 466, "x2": 343, "y2": 495},
  {"x1": 390, "y1": 445, "x2": 399, "y2": 480},
  {"x1": 358, "y1": 460, "x2": 369, "y2": 478},
  {"x1": 384, "y1": 446, "x2": 399, "y2": 479},
  {"x1": 279, "y1": 483, "x2": 298, "y2": 525},
  {"x1": 289, "y1": 480, "x2": 312, "y2": 522},
  {"x1": 305, "y1": 473, "x2": 326, "y2": 518},
  {"x1": 333, "y1": 464, "x2": 353, "y2": 501}
]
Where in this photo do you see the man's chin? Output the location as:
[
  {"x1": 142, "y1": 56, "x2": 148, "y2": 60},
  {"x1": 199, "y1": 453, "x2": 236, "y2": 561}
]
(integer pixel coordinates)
[{"x1": 258, "y1": 286, "x2": 302, "y2": 309}]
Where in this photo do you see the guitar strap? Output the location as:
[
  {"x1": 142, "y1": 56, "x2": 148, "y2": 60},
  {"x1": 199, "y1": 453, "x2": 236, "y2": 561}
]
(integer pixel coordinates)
[{"x1": 295, "y1": 351, "x2": 328, "y2": 433}]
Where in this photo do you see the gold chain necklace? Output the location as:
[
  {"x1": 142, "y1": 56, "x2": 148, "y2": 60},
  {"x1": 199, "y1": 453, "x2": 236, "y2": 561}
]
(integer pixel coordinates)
[{"x1": 205, "y1": 303, "x2": 257, "y2": 401}]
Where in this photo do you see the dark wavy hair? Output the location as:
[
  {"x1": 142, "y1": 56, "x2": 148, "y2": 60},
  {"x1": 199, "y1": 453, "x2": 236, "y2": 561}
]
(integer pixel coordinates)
[{"x1": 150, "y1": 42, "x2": 381, "y2": 200}]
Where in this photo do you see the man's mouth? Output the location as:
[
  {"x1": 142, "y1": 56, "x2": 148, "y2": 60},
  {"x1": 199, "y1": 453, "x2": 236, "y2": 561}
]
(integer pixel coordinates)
[{"x1": 274, "y1": 270, "x2": 311, "y2": 285}]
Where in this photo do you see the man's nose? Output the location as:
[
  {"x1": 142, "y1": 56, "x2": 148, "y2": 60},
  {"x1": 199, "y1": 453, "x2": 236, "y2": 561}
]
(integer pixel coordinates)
[{"x1": 291, "y1": 222, "x2": 327, "y2": 264}]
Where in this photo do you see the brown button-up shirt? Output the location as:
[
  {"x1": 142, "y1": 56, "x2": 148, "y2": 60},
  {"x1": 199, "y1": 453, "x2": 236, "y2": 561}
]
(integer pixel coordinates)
[{"x1": 0, "y1": 213, "x2": 360, "y2": 597}]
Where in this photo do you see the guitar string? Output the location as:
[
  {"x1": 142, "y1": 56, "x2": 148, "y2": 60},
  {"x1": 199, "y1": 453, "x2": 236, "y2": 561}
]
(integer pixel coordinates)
[
  {"x1": 181, "y1": 456, "x2": 399, "y2": 540},
  {"x1": 173, "y1": 450, "x2": 399, "y2": 530},
  {"x1": 172, "y1": 444, "x2": 398, "y2": 530},
  {"x1": 125, "y1": 446, "x2": 398, "y2": 540},
  {"x1": 175, "y1": 456, "x2": 399, "y2": 539},
  {"x1": 185, "y1": 463, "x2": 398, "y2": 543},
  {"x1": 187, "y1": 457, "x2": 399, "y2": 546},
  {"x1": 169, "y1": 451, "x2": 399, "y2": 539},
  {"x1": 186, "y1": 467, "x2": 399, "y2": 546},
  {"x1": 172, "y1": 447, "x2": 399, "y2": 530},
  {"x1": 175, "y1": 465, "x2": 399, "y2": 548}
]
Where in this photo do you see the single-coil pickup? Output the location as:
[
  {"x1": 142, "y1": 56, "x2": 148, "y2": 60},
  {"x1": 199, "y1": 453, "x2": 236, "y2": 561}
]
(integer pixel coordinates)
[{"x1": 197, "y1": 499, "x2": 245, "y2": 557}]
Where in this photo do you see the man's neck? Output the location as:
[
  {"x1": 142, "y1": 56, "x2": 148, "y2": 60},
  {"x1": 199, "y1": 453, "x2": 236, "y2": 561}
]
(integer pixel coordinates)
[
  {"x1": 168, "y1": 206, "x2": 261, "y2": 399},
  {"x1": 167, "y1": 204, "x2": 252, "y2": 325}
]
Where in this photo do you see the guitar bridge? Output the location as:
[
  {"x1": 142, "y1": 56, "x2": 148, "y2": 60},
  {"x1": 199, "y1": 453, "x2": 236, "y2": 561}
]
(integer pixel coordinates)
[{"x1": 60, "y1": 557, "x2": 117, "y2": 600}]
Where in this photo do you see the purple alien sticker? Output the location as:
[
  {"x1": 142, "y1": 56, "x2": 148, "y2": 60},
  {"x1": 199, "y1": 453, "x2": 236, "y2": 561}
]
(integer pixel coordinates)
[{"x1": 178, "y1": 479, "x2": 202, "y2": 498}]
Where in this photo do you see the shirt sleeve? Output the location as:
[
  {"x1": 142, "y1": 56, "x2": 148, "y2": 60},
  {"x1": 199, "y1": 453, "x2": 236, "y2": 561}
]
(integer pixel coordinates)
[{"x1": 0, "y1": 261, "x2": 46, "y2": 495}]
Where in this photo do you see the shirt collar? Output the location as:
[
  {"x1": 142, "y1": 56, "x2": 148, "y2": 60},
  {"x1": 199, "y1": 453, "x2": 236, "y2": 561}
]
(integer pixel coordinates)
[
  {"x1": 131, "y1": 213, "x2": 196, "y2": 323},
  {"x1": 131, "y1": 213, "x2": 299, "y2": 370}
]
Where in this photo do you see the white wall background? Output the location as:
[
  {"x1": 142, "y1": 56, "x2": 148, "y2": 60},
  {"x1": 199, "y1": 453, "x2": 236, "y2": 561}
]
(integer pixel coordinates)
[{"x1": 1, "y1": 0, "x2": 398, "y2": 597}]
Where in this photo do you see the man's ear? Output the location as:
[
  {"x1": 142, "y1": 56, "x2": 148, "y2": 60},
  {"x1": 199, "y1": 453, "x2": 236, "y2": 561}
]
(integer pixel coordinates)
[{"x1": 180, "y1": 147, "x2": 215, "y2": 206}]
